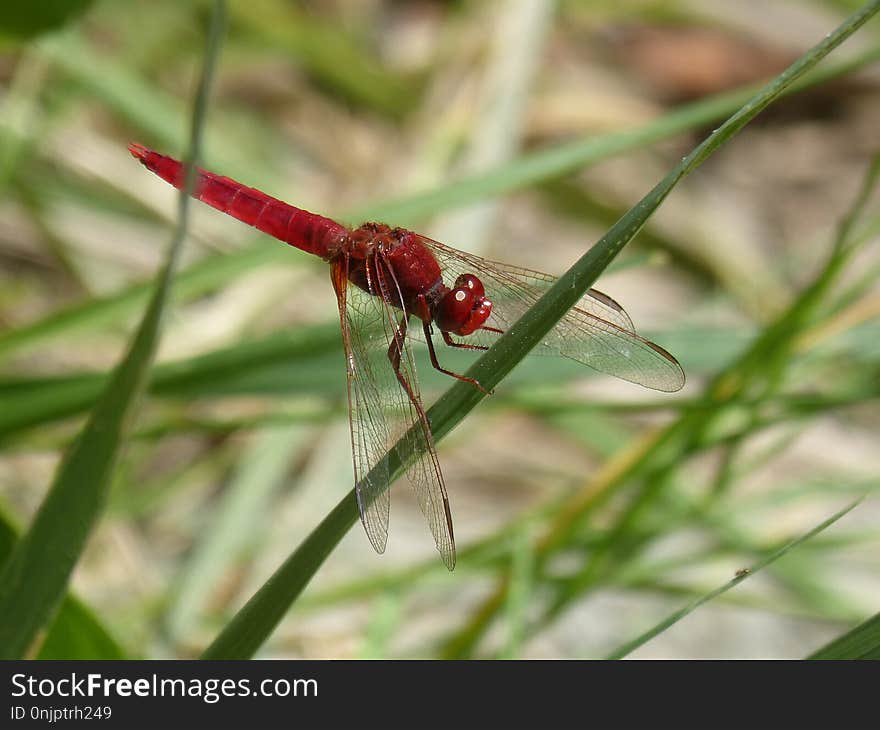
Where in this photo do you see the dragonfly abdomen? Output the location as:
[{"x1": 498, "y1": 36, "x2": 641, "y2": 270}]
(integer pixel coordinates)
[{"x1": 128, "y1": 143, "x2": 348, "y2": 258}]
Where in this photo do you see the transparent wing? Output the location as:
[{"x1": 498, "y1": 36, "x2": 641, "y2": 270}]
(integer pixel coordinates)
[
  {"x1": 332, "y1": 259, "x2": 391, "y2": 555},
  {"x1": 331, "y1": 254, "x2": 456, "y2": 569},
  {"x1": 419, "y1": 236, "x2": 685, "y2": 393}
]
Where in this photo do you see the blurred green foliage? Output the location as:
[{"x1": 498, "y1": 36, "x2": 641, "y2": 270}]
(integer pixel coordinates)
[{"x1": 0, "y1": 1, "x2": 95, "y2": 43}]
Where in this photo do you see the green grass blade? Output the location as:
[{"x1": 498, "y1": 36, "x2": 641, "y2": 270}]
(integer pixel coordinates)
[
  {"x1": 0, "y1": 1, "x2": 94, "y2": 42},
  {"x1": 808, "y1": 612, "x2": 880, "y2": 660},
  {"x1": 36, "y1": 597, "x2": 126, "y2": 660},
  {"x1": 0, "y1": 2, "x2": 227, "y2": 658},
  {"x1": 200, "y1": 492, "x2": 359, "y2": 659},
  {"x1": 199, "y1": 1, "x2": 880, "y2": 659},
  {"x1": 605, "y1": 499, "x2": 863, "y2": 659},
  {"x1": 0, "y1": 501, "x2": 124, "y2": 659}
]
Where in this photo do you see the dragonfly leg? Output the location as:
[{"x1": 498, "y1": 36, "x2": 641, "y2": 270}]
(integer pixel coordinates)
[
  {"x1": 386, "y1": 314, "x2": 457, "y2": 564},
  {"x1": 440, "y1": 325, "x2": 503, "y2": 352},
  {"x1": 425, "y1": 323, "x2": 491, "y2": 395},
  {"x1": 387, "y1": 315, "x2": 419, "y2": 403},
  {"x1": 441, "y1": 331, "x2": 488, "y2": 352}
]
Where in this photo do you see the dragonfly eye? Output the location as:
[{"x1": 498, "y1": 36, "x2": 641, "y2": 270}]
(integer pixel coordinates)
[
  {"x1": 453, "y1": 273, "x2": 485, "y2": 298},
  {"x1": 434, "y1": 274, "x2": 492, "y2": 336}
]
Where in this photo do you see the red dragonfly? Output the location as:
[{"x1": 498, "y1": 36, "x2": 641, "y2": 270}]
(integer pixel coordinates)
[{"x1": 130, "y1": 143, "x2": 684, "y2": 570}]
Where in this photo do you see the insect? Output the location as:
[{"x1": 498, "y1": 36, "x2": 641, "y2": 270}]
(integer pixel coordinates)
[{"x1": 130, "y1": 143, "x2": 684, "y2": 570}]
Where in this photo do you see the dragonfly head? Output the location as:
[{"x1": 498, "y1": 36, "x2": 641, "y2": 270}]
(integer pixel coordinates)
[{"x1": 434, "y1": 274, "x2": 492, "y2": 336}]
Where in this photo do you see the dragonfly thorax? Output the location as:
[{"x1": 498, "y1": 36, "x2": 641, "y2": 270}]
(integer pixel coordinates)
[{"x1": 342, "y1": 224, "x2": 492, "y2": 335}]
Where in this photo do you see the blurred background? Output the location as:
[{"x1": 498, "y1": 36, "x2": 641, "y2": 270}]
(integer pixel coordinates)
[{"x1": 0, "y1": 0, "x2": 878, "y2": 659}]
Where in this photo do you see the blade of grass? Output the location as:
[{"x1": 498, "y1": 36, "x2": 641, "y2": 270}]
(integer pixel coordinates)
[
  {"x1": 200, "y1": 1, "x2": 880, "y2": 659},
  {"x1": 808, "y1": 611, "x2": 880, "y2": 659},
  {"x1": 36, "y1": 597, "x2": 126, "y2": 660},
  {"x1": 201, "y1": 490, "x2": 359, "y2": 659},
  {"x1": 1, "y1": 41, "x2": 878, "y2": 361},
  {"x1": 605, "y1": 498, "x2": 863, "y2": 659},
  {"x1": 0, "y1": 1, "x2": 227, "y2": 658},
  {"x1": 0, "y1": 504, "x2": 124, "y2": 659},
  {"x1": 0, "y1": 1, "x2": 94, "y2": 42}
]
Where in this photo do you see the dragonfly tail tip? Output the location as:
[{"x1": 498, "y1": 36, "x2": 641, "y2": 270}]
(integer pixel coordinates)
[{"x1": 128, "y1": 142, "x2": 149, "y2": 162}]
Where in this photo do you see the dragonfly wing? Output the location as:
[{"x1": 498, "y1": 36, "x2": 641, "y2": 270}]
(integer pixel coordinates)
[
  {"x1": 371, "y1": 256, "x2": 456, "y2": 570},
  {"x1": 420, "y1": 236, "x2": 685, "y2": 392},
  {"x1": 332, "y1": 259, "x2": 391, "y2": 554},
  {"x1": 332, "y1": 254, "x2": 456, "y2": 569}
]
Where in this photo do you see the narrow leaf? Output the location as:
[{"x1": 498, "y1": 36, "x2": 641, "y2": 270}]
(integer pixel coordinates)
[
  {"x1": 0, "y1": 1, "x2": 94, "y2": 42},
  {"x1": 37, "y1": 597, "x2": 126, "y2": 660},
  {"x1": 0, "y1": 506, "x2": 125, "y2": 659},
  {"x1": 808, "y1": 611, "x2": 880, "y2": 659},
  {"x1": 0, "y1": 2, "x2": 227, "y2": 658},
  {"x1": 605, "y1": 499, "x2": 862, "y2": 659}
]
